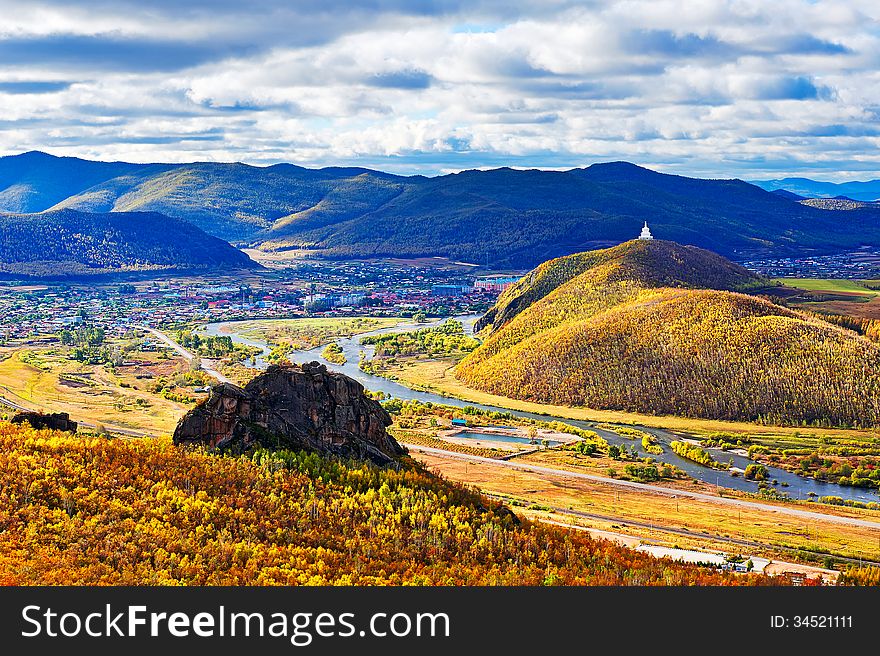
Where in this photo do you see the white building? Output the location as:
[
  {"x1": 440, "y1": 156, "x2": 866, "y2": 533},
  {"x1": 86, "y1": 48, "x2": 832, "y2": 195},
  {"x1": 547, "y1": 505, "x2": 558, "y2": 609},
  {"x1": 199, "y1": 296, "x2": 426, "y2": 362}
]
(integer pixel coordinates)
[{"x1": 638, "y1": 222, "x2": 654, "y2": 240}]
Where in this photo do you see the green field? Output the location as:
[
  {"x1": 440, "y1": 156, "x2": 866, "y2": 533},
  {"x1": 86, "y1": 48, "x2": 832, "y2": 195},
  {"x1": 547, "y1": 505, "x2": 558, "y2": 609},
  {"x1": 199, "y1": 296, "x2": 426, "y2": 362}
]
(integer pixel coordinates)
[{"x1": 774, "y1": 278, "x2": 879, "y2": 296}]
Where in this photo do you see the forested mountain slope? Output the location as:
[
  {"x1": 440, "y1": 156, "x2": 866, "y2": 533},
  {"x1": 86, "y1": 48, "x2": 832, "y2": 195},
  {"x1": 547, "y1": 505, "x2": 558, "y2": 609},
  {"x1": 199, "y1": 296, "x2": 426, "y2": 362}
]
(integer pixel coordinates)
[
  {"x1": 53, "y1": 163, "x2": 413, "y2": 242},
  {"x1": 261, "y1": 163, "x2": 880, "y2": 267},
  {"x1": 0, "y1": 151, "x2": 149, "y2": 214},
  {"x1": 0, "y1": 208, "x2": 257, "y2": 277}
]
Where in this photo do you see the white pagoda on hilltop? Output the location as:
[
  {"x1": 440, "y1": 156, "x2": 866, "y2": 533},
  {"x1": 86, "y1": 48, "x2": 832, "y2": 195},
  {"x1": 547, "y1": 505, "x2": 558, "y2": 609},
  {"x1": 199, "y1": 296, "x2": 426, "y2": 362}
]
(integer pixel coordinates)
[{"x1": 638, "y1": 221, "x2": 654, "y2": 240}]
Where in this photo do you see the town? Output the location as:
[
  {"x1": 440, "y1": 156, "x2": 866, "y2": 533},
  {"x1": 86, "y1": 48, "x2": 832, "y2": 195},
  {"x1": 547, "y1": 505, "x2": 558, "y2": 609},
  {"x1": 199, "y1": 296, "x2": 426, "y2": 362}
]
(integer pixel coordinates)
[
  {"x1": 0, "y1": 258, "x2": 523, "y2": 344},
  {"x1": 741, "y1": 247, "x2": 880, "y2": 279}
]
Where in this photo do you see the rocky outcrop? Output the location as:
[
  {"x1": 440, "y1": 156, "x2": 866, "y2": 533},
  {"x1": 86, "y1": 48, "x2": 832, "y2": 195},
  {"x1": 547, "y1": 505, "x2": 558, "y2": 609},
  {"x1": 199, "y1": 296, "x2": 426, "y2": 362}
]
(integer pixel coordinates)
[
  {"x1": 11, "y1": 411, "x2": 78, "y2": 433},
  {"x1": 173, "y1": 362, "x2": 403, "y2": 465}
]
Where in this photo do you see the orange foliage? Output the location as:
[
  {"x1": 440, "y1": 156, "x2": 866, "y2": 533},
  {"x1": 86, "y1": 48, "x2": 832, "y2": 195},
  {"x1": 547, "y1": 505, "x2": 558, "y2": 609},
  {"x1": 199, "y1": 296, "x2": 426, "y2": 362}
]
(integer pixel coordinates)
[{"x1": 0, "y1": 421, "x2": 783, "y2": 586}]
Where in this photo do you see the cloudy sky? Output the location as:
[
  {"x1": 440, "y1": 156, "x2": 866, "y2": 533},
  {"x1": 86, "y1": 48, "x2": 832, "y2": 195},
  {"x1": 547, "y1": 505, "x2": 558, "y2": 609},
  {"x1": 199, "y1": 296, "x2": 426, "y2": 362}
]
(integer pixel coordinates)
[{"x1": 1, "y1": 0, "x2": 879, "y2": 179}]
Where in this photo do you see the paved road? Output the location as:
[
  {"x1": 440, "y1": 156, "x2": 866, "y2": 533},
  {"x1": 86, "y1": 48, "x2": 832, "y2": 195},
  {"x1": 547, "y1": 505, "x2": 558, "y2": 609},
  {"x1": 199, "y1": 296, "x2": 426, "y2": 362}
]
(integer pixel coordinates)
[
  {"x1": 405, "y1": 443, "x2": 880, "y2": 530},
  {"x1": 139, "y1": 326, "x2": 232, "y2": 384},
  {"x1": 0, "y1": 386, "x2": 31, "y2": 414}
]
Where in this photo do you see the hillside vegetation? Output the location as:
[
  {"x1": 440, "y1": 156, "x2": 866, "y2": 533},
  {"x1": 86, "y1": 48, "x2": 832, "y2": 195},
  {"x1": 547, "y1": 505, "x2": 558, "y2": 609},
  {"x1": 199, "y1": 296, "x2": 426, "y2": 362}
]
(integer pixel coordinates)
[
  {"x1": 0, "y1": 422, "x2": 769, "y2": 585},
  {"x1": 457, "y1": 240, "x2": 880, "y2": 428},
  {"x1": 3, "y1": 152, "x2": 880, "y2": 266},
  {"x1": 0, "y1": 208, "x2": 256, "y2": 277},
  {"x1": 0, "y1": 151, "x2": 146, "y2": 214}
]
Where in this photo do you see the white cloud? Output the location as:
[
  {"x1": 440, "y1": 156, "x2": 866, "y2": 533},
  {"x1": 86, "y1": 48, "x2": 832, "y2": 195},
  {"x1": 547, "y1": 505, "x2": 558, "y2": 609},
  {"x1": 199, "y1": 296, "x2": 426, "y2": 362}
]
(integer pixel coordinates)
[{"x1": 0, "y1": 0, "x2": 879, "y2": 179}]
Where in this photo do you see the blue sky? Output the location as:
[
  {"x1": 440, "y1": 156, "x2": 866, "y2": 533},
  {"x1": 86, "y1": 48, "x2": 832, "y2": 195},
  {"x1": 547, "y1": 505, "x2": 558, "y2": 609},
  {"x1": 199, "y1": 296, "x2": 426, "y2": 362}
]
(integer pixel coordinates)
[{"x1": 1, "y1": 0, "x2": 879, "y2": 180}]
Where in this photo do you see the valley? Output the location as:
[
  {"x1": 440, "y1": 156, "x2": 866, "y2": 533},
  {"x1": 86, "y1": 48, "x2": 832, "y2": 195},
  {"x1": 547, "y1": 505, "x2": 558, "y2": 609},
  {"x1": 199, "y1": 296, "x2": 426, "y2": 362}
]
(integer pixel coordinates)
[
  {"x1": 181, "y1": 308, "x2": 880, "y2": 573},
  {"x1": 2, "y1": 237, "x2": 880, "y2": 584},
  {"x1": 6, "y1": 0, "x2": 880, "y2": 616}
]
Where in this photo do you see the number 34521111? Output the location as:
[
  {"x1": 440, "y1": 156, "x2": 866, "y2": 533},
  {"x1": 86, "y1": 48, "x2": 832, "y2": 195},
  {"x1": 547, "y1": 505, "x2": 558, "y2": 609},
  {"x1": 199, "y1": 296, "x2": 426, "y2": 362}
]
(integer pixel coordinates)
[{"x1": 771, "y1": 616, "x2": 853, "y2": 628}]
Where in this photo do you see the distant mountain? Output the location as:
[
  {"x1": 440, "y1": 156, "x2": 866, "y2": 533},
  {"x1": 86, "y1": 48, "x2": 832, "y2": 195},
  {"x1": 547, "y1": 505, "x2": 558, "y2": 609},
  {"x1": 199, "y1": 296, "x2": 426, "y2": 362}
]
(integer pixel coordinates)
[
  {"x1": 51, "y1": 162, "x2": 415, "y2": 242},
  {"x1": 457, "y1": 240, "x2": 880, "y2": 427},
  {"x1": 752, "y1": 176, "x2": 880, "y2": 202},
  {"x1": 769, "y1": 188, "x2": 805, "y2": 201},
  {"x1": 0, "y1": 151, "x2": 415, "y2": 243},
  {"x1": 0, "y1": 208, "x2": 257, "y2": 278},
  {"x1": 263, "y1": 162, "x2": 880, "y2": 266},
  {"x1": 4, "y1": 152, "x2": 880, "y2": 267},
  {"x1": 800, "y1": 198, "x2": 870, "y2": 211}
]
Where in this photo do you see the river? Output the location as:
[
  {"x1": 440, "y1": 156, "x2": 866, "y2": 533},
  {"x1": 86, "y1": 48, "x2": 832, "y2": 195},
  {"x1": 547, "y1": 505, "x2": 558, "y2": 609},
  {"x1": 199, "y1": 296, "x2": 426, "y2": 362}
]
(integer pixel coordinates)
[{"x1": 200, "y1": 315, "x2": 880, "y2": 504}]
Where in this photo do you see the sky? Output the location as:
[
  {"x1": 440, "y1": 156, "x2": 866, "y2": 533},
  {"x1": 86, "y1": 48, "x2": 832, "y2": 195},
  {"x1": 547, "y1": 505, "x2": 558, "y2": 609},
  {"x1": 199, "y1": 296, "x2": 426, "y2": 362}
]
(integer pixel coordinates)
[{"x1": 1, "y1": 0, "x2": 879, "y2": 180}]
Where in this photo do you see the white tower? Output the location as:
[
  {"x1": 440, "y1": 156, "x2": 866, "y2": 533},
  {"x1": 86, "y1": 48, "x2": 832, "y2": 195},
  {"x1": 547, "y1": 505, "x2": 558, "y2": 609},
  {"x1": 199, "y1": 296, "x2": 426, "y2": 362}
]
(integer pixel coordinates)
[{"x1": 638, "y1": 221, "x2": 653, "y2": 240}]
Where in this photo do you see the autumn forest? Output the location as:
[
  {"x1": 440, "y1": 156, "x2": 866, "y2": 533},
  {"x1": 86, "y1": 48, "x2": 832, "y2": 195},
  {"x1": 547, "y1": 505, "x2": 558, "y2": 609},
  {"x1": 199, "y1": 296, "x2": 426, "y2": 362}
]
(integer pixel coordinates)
[{"x1": 0, "y1": 422, "x2": 775, "y2": 586}]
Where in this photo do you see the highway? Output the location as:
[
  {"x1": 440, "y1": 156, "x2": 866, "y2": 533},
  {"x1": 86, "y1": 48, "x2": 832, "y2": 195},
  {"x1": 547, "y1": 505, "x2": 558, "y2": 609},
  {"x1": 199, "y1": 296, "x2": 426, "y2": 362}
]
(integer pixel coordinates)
[{"x1": 404, "y1": 443, "x2": 880, "y2": 530}]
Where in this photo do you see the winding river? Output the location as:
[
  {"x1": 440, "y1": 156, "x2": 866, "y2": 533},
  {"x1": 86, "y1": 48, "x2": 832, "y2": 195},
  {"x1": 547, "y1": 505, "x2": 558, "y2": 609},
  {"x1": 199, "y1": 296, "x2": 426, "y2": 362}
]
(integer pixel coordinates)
[{"x1": 201, "y1": 315, "x2": 880, "y2": 504}]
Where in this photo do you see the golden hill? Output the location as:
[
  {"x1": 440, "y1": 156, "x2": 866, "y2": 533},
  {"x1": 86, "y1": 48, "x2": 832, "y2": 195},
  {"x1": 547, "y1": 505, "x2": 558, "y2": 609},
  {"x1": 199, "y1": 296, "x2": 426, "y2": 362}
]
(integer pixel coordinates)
[
  {"x1": 458, "y1": 240, "x2": 880, "y2": 428},
  {"x1": 0, "y1": 422, "x2": 767, "y2": 585}
]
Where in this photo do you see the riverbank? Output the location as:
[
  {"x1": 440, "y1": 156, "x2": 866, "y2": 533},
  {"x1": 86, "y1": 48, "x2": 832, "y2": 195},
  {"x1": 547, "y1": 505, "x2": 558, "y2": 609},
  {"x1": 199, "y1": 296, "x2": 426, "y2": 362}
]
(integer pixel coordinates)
[
  {"x1": 201, "y1": 314, "x2": 880, "y2": 505},
  {"x1": 373, "y1": 356, "x2": 880, "y2": 442}
]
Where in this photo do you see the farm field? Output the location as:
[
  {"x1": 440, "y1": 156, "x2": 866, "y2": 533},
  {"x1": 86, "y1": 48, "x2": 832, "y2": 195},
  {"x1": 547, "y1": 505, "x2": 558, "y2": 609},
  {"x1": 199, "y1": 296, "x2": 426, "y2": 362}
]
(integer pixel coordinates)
[
  {"x1": 774, "y1": 278, "x2": 879, "y2": 296},
  {"x1": 775, "y1": 278, "x2": 880, "y2": 319}
]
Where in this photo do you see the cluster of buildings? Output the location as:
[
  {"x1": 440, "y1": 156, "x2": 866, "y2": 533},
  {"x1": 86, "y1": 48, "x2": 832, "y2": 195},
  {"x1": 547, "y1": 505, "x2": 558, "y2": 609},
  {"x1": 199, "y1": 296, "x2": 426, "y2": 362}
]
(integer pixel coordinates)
[
  {"x1": 472, "y1": 275, "x2": 521, "y2": 293},
  {"x1": 0, "y1": 260, "x2": 526, "y2": 344},
  {"x1": 741, "y1": 248, "x2": 880, "y2": 278}
]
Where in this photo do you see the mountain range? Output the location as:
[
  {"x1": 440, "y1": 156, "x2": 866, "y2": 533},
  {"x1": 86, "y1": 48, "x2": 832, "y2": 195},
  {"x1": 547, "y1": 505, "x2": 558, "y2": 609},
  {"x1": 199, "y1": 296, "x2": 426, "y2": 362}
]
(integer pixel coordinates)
[
  {"x1": 3, "y1": 151, "x2": 880, "y2": 268},
  {"x1": 458, "y1": 240, "x2": 880, "y2": 428}
]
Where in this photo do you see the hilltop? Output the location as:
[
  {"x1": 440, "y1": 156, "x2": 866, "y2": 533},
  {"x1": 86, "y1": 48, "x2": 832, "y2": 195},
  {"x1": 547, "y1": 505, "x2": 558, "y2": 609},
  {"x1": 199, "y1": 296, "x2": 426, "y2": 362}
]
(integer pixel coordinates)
[
  {"x1": 0, "y1": 421, "x2": 764, "y2": 585},
  {"x1": 0, "y1": 208, "x2": 257, "y2": 278},
  {"x1": 457, "y1": 240, "x2": 880, "y2": 428},
  {"x1": 475, "y1": 239, "x2": 762, "y2": 332},
  {"x1": 0, "y1": 151, "x2": 147, "y2": 214},
  {"x1": 3, "y1": 152, "x2": 880, "y2": 266}
]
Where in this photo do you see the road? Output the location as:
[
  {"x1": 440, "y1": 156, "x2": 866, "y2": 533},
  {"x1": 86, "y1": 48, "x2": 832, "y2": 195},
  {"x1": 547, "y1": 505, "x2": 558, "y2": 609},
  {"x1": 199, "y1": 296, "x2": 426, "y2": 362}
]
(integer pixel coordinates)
[
  {"x1": 4, "y1": 325, "x2": 878, "y2": 531},
  {"x1": 139, "y1": 326, "x2": 232, "y2": 384},
  {"x1": 404, "y1": 443, "x2": 880, "y2": 530},
  {"x1": 486, "y1": 493, "x2": 879, "y2": 568},
  {"x1": 0, "y1": 386, "x2": 155, "y2": 438},
  {"x1": 0, "y1": 326, "x2": 228, "y2": 439}
]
